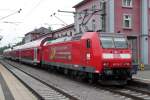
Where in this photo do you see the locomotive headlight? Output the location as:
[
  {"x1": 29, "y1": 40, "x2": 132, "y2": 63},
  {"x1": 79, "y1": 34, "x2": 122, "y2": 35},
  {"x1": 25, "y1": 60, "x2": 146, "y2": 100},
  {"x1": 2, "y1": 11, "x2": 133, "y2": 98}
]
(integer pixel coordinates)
[
  {"x1": 102, "y1": 53, "x2": 113, "y2": 59},
  {"x1": 86, "y1": 53, "x2": 91, "y2": 60}
]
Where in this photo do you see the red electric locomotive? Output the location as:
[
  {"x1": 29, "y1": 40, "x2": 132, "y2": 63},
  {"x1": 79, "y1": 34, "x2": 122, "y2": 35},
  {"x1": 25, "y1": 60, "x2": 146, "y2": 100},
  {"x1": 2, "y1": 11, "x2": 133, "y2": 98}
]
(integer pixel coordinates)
[{"x1": 42, "y1": 32, "x2": 132, "y2": 85}]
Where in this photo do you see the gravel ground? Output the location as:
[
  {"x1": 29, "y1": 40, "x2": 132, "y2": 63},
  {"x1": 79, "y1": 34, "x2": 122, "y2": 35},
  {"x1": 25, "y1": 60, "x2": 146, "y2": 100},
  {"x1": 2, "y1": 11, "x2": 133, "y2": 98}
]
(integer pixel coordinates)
[{"x1": 6, "y1": 60, "x2": 132, "y2": 100}]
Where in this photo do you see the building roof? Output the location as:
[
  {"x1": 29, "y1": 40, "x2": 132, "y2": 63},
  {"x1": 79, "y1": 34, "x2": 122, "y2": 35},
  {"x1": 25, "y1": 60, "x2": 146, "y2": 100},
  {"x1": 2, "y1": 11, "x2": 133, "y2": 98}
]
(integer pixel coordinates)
[
  {"x1": 25, "y1": 27, "x2": 50, "y2": 36},
  {"x1": 73, "y1": 0, "x2": 90, "y2": 8},
  {"x1": 51, "y1": 24, "x2": 74, "y2": 33},
  {"x1": 39, "y1": 24, "x2": 74, "y2": 39}
]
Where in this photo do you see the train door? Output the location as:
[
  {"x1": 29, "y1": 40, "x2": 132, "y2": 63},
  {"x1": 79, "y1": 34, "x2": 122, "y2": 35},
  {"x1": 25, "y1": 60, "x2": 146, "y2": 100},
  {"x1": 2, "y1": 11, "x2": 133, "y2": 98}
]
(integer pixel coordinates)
[
  {"x1": 81, "y1": 39, "x2": 91, "y2": 66},
  {"x1": 19, "y1": 50, "x2": 21, "y2": 61},
  {"x1": 127, "y1": 36, "x2": 138, "y2": 64},
  {"x1": 34, "y1": 48, "x2": 38, "y2": 62}
]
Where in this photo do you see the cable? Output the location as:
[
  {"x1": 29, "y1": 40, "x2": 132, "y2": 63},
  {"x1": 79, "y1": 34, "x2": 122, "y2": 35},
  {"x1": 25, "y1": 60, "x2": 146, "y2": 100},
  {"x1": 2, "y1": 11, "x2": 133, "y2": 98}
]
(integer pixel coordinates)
[
  {"x1": 0, "y1": 9, "x2": 22, "y2": 21},
  {"x1": 51, "y1": 13, "x2": 68, "y2": 26},
  {"x1": 25, "y1": 0, "x2": 44, "y2": 17}
]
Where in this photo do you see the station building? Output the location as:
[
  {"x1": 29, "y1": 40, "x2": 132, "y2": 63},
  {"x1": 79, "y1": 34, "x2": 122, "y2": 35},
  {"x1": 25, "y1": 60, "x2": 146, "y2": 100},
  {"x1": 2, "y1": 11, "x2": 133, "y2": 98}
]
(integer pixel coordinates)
[
  {"x1": 42, "y1": 24, "x2": 75, "y2": 39},
  {"x1": 24, "y1": 27, "x2": 50, "y2": 43},
  {"x1": 73, "y1": 0, "x2": 150, "y2": 65}
]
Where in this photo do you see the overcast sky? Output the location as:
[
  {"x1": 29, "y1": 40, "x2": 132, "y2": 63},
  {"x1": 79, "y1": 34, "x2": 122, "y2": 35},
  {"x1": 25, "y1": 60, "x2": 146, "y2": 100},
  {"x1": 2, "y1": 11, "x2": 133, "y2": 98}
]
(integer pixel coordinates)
[{"x1": 0, "y1": 0, "x2": 82, "y2": 47}]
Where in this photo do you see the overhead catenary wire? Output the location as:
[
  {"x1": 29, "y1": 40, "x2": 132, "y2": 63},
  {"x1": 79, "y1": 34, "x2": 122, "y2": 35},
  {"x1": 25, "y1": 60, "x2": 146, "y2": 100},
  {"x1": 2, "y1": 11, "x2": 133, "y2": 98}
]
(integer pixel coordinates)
[
  {"x1": 15, "y1": 0, "x2": 45, "y2": 29},
  {"x1": 50, "y1": 13, "x2": 68, "y2": 26},
  {"x1": 25, "y1": 0, "x2": 44, "y2": 18},
  {"x1": 0, "y1": 9, "x2": 22, "y2": 21}
]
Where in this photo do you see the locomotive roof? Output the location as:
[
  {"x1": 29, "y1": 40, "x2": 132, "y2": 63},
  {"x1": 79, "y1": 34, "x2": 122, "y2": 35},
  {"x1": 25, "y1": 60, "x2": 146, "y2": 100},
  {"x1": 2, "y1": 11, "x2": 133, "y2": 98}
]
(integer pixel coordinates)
[
  {"x1": 44, "y1": 34, "x2": 82, "y2": 45},
  {"x1": 99, "y1": 32, "x2": 126, "y2": 37},
  {"x1": 13, "y1": 45, "x2": 22, "y2": 50},
  {"x1": 43, "y1": 36, "x2": 72, "y2": 46}
]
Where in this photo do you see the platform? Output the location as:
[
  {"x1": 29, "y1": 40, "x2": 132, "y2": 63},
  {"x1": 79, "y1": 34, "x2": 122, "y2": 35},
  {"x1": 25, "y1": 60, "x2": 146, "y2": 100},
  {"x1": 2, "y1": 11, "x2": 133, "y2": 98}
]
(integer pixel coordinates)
[
  {"x1": 0, "y1": 64, "x2": 37, "y2": 100},
  {"x1": 132, "y1": 69, "x2": 150, "y2": 85},
  {"x1": 133, "y1": 70, "x2": 150, "y2": 80}
]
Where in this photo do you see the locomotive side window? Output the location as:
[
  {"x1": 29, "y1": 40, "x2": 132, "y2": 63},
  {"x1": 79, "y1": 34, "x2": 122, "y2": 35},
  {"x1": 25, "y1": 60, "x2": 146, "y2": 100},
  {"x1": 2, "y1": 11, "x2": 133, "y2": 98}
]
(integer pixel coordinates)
[
  {"x1": 86, "y1": 39, "x2": 91, "y2": 48},
  {"x1": 100, "y1": 37, "x2": 114, "y2": 48},
  {"x1": 114, "y1": 37, "x2": 128, "y2": 48}
]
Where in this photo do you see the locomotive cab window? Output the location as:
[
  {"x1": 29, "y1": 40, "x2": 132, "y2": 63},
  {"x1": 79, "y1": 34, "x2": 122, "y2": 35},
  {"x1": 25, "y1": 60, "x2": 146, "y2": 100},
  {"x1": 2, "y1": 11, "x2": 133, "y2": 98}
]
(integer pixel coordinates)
[
  {"x1": 86, "y1": 39, "x2": 91, "y2": 48},
  {"x1": 114, "y1": 37, "x2": 128, "y2": 48},
  {"x1": 100, "y1": 37, "x2": 114, "y2": 48}
]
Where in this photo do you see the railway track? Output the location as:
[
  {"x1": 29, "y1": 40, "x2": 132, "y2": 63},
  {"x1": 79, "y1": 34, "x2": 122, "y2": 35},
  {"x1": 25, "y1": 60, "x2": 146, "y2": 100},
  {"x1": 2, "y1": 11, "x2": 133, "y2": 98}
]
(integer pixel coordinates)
[
  {"x1": 2, "y1": 59, "x2": 150, "y2": 100},
  {"x1": 104, "y1": 86, "x2": 150, "y2": 100},
  {"x1": 0, "y1": 60, "x2": 77, "y2": 100}
]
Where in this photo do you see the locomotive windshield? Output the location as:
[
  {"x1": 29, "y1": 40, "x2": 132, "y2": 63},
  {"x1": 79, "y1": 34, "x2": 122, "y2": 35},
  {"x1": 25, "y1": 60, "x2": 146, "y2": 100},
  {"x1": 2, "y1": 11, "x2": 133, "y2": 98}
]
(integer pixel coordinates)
[
  {"x1": 100, "y1": 37, "x2": 115, "y2": 48},
  {"x1": 114, "y1": 37, "x2": 128, "y2": 48},
  {"x1": 100, "y1": 36, "x2": 128, "y2": 48}
]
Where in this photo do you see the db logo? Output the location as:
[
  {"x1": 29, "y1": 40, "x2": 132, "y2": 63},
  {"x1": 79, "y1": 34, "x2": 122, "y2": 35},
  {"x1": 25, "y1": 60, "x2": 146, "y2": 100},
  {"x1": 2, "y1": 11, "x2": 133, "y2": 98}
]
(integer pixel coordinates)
[{"x1": 50, "y1": 48, "x2": 56, "y2": 59}]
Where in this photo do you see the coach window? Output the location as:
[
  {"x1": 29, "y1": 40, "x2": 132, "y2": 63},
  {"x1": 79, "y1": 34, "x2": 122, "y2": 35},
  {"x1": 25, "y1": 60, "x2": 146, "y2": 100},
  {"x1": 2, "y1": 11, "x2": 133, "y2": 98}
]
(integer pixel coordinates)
[{"x1": 34, "y1": 48, "x2": 38, "y2": 61}]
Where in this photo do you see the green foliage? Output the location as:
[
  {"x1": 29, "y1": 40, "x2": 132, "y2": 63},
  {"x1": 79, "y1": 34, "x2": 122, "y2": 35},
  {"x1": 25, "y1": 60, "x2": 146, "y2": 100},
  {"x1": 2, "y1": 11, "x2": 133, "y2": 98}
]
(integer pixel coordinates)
[
  {"x1": 0, "y1": 46, "x2": 9, "y2": 54},
  {"x1": 0, "y1": 40, "x2": 24, "y2": 55}
]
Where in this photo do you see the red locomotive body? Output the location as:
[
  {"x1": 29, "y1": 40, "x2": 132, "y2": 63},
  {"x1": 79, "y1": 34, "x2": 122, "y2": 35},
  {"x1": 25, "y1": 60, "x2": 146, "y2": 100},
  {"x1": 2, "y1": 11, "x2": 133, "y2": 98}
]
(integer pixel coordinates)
[{"x1": 42, "y1": 32, "x2": 132, "y2": 84}]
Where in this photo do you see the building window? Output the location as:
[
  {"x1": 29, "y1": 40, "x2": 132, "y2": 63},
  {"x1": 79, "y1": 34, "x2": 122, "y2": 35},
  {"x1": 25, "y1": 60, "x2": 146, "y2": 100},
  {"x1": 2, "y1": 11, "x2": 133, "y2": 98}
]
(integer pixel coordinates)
[
  {"x1": 100, "y1": 1, "x2": 105, "y2": 10},
  {"x1": 78, "y1": 13, "x2": 82, "y2": 20},
  {"x1": 55, "y1": 34, "x2": 57, "y2": 38},
  {"x1": 92, "y1": 5, "x2": 96, "y2": 12},
  {"x1": 123, "y1": 14, "x2": 132, "y2": 29},
  {"x1": 59, "y1": 34, "x2": 61, "y2": 37},
  {"x1": 70, "y1": 32, "x2": 72, "y2": 36},
  {"x1": 79, "y1": 24, "x2": 82, "y2": 33},
  {"x1": 122, "y1": 0, "x2": 133, "y2": 7},
  {"x1": 92, "y1": 19, "x2": 96, "y2": 31},
  {"x1": 83, "y1": 9, "x2": 89, "y2": 17},
  {"x1": 65, "y1": 32, "x2": 67, "y2": 36},
  {"x1": 149, "y1": 0, "x2": 150, "y2": 8},
  {"x1": 100, "y1": 15, "x2": 105, "y2": 31}
]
